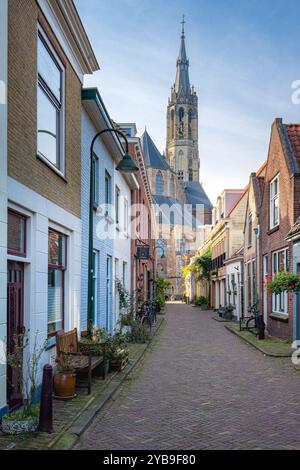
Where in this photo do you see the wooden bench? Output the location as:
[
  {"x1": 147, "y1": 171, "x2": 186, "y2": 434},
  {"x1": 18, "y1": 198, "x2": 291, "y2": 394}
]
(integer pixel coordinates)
[{"x1": 56, "y1": 328, "x2": 106, "y2": 395}]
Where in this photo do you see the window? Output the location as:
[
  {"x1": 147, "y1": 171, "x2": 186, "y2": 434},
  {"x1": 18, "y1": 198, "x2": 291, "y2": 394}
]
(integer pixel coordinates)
[
  {"x1": 170, "y1": 110, "x2": 174, "y2": 139},
  {"x1": 8, "y1": 210, "x2": 26, "y2": 256},
  {"x1": 122, "y1": 262, "x2": 127, "y2": 286},
  {"x1": 179, "y1": 108, "x2": 184, "y2": 122},
  {"x1": 105, "y1": 171, "x2": 112, "y2": 216},
  {"x1": 270, "y1": 175, "x2": 279, "y2": 229},
  {"x1": 37, "y1": 29, "x2": 64, "y2": 172},
  {"x1": 170, "y1": 175, "x2": 175, "y2": 197},
  {"x1": 247, "y1": 262, "x2": 252, "y2": 307},
  {"x1": 189, "y1": 169, "x2": 193, "y2": 181},
  {"x1": 92, "y1": 154, "x2": 99, "y2": 207},
  {"x1": 124, "y1": 198, "x2": 129, "y2": 233},
  {"x1": 177, "y1": 171, "x2": 184, "y2": 181},
  {"x1": 188, "y1": 109, "x2": 193, "y2": 138},
  {"x1": 48, "y1": 230, "x2": 67, "y2": 335},
  {"x1": 252, "y1": 260, "x2": 256, "y2": 304},
  {"x1": 115, "y1": 186, "x2": 120, "y2": 225},
  {"x1": 248, "y1": 212, "x2": 253, "y2": 247},
  {"x1": 92, "y1": 251, "x2": 98, "y2": 325},
  {"x1": 155, "y1": 172, "x2": 164, "y2": 195},
  {"x1": 272, "y1": 248, "x2": 288, "y2": 314}
]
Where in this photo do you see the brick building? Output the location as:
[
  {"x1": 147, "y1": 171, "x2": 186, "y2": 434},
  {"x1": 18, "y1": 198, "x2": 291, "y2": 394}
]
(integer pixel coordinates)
[
  {"x1": 260, "y1": 119, "x2": 300, "y2": 340},
  {"x1": 243, "y1": 163, "x2": 266, "y2": 318},
  {"x1": 0, "y1": 0, "x2": 8, "y2": 418},
  {"x1": 5, "y1": 0, "x2": 98, "y2": 413}
]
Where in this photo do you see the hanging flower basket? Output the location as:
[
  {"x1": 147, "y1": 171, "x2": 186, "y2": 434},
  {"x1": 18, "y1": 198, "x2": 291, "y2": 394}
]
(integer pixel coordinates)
[{"x1": 266, "y1": 272, "x2": 300, "y2": 294}]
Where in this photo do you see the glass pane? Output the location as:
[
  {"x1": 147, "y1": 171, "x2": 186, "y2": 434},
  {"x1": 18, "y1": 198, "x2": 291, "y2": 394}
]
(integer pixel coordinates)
[
  {"x1": 8, "y1": 211, "x2": 26, "y2": 254},
  {"x1": 38, "y1": 36, "x2": 61, "y2": 101},
  {"x1": 278, "y1": 251, "x2": 285, "y2": 272},
  {"x1": 38, "y1": 87, "x2": 58, "y2": 166},
  {"x1": 48, "y1": 268, "x2": 63, "y2": 333},
  {"x1": 48, "y1": 230, "x2": 66, "y2": 267}
]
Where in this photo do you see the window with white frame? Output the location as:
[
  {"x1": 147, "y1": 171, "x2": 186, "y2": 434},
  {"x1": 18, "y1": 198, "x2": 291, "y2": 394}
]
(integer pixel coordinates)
[
  {"x1": 105, "y1": 171, "x2": 112, "y2": 216},
  {"x1": 272, "y1": 248, "x2": 288, "y2": 314},
  {"x1": 124, "y1": 198, "x2": 129, "y2": 233},
  {"x1": 270, "y1": 175, "x2": 279, "y2": 229},
  {"x1": 115, "y1": 186, "x2": 120, "y2": 226},
  {"x1": 48, "y1": 230, "x2": 67, "y2": 335},
  {"x1": 92, "y1": 154, "x2": 99, "y2": 207},
  {"x1": 248, "y1": 212, "x2": 253, "y2": 247},
  {"x1": 37, "y1": 27, "x2": 65, "y2": 172}
]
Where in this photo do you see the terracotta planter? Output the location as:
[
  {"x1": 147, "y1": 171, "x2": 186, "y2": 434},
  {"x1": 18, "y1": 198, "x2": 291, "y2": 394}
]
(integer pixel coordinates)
[{"x1": 53, "y1": 371, "x2": 76, "y2": 400}]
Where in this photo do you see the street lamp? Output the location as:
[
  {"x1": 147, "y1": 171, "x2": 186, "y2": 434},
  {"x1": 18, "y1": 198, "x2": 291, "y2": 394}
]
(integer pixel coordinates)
[{"x1": 87, "y1": 128, "x2": 138, "y2": 330}]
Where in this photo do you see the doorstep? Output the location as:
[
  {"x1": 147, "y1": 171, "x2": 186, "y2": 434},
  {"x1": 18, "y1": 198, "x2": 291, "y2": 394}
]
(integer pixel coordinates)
[
  {"x1": 225, "y1": 323, "x2": 292, "y2": 357},
  {"x1": 0, "y1": 316, "x2": 165, "y2": 451}
]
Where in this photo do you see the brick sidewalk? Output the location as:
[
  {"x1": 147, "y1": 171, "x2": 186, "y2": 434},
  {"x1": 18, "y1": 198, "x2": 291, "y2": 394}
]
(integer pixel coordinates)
[
  {"x1": 0, "y1": 318, "x2": 165, "y2": 450},
  {"x1": 75, "y1": 303, "x2": 300, "y2": 450}
]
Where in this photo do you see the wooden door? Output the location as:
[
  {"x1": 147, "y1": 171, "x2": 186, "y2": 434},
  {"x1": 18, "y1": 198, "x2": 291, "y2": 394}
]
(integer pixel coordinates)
[{"x1": 7, "y1": 261, "x2": 24, "y2": 410}]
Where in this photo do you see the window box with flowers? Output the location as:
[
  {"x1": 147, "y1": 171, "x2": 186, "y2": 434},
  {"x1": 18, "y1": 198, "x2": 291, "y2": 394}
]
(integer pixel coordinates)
[{"x1": 266, "y1": 272, "x2": 300, "y2": 294}]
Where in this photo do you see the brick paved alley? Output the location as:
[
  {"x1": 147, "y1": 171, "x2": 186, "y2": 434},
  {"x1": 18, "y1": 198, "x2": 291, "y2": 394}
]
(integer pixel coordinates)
[{"x1": 75, "y1": 303, "x2": 300, "y2": 450}]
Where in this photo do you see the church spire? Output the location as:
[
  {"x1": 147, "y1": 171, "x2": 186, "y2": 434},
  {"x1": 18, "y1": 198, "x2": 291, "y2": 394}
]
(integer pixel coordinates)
[{"x1": 175, "y1": 15, "x2": 190, "y2": 95}]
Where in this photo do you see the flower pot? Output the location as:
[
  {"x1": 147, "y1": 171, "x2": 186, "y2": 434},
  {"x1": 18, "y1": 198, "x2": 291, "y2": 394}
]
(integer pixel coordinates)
[
  {"x1": 1, "y1": 414, "x2": 39, "y2": 435},
  {"x1": 100, "y1": 359, "x2": 110, "y2": 376},
  {"x1": 53, "y1": 371, "x2": 76, "y2": 400}
]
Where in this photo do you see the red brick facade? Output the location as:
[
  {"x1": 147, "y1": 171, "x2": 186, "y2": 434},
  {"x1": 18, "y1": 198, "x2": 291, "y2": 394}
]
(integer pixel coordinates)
[{"x1": 260, "y1": 119, "x2": 300, "y2": 340}]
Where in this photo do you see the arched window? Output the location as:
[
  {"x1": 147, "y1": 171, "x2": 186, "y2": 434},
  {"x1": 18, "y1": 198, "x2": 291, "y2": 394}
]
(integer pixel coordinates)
[
  {"x1": 170, "y1": 175, "x2": 175, "y2": 197},
  {"x1": 188, "y1": 109, "x2": 193, "y2": 138},
  {"x1": 156, "y1": 171, "x2": 164, "y2": 195},
  {"x1": 170, "y1": 110, "x2": 174, "y2": 139},
  {"x1": 179, "y1": 108, "x2": 184, "y2": 122},
  {"x1": 178, "y1": 150, "x2": 184, "y2": 168}
]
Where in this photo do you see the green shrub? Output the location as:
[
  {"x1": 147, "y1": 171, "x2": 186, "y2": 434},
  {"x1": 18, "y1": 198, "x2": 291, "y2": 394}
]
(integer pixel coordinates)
[{"x1": 194, "y1": 296, "x2": 209, "y2": 306}]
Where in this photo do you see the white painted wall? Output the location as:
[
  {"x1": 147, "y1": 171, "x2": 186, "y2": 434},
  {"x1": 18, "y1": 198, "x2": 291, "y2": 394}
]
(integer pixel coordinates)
[
  {"x1": 225, "y1": 261, "x2": 243, "y2": 320},
  {"x1": 0, "y1": 0, "x2": 8, "y2": 416},
  {"x1": 8, "y1": 178, "x2": 81, "y2": 388}
]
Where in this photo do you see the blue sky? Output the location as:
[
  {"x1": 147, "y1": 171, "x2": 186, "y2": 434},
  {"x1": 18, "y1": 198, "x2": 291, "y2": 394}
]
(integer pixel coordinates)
[{"x1": 75, "y1": 0, "x2": 300, "y2": 203}]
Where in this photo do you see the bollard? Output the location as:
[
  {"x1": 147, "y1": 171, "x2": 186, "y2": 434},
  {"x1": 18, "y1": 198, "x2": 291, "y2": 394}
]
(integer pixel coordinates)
[
  {"x1": 258, "y1": 314, "x2": 265, "y2": 340},
  {"x1": 39, "y1": 364, "x2": 53, "y2": 432}
]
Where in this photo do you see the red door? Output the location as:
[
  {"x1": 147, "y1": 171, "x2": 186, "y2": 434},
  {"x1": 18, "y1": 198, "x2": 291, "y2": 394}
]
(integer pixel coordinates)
[{"x1": 7, "y1": 261, "x2": 24, "y2": 410}]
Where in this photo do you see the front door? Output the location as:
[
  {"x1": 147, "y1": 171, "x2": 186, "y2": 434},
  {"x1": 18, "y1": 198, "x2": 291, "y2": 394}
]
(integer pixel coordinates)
[{"x1": 7, "y1": 261, "x2": 24, "y2": 410}]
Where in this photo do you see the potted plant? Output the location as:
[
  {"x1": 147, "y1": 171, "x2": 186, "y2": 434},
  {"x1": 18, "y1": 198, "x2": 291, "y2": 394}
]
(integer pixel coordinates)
[
  {"x1": 224, "y1": 304, "x2": 235, "y2": 320},
  {"x1": 53, "y1": 351, "x2": 82, "y2": 400},
  {"x1": 79, "y1": 326, "x2": 109, "y2": 356},
  {"x1": 194, "y1": 296, "x2": 209, "y2": 310},
  {"x1": 107, "y1": 332, "x2": 129, "y2": 372},
  {"x1": 2, "y1": 330, "x2": 46, "y2": 435}
]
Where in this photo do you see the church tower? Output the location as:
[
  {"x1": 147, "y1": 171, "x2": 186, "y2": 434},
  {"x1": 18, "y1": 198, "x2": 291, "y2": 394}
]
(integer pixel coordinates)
[{"x1": 166, "y1": 17, "x2": 199, "y2": 183}]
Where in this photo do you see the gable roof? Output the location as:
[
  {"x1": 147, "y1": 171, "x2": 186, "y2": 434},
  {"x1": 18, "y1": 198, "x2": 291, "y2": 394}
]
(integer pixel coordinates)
[
  {"x1": 275, "y1": 119, "x2": 300, "y2": 174},
  {"x1": 183, "y1": 181, "x2": 213, "y2": 209},
  {"x1": 141, "y1": 130, "x2": 170, "y2": 170}
]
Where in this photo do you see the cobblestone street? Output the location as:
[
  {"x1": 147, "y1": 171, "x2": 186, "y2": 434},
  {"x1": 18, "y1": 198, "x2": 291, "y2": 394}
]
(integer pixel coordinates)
[{"x1": 75, "y1": 303, "x2": 300, "y2": 450}]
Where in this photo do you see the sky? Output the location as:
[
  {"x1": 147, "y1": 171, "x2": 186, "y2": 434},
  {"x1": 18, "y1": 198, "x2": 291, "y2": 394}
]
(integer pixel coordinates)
[{"x1": 75, "y1": 0, "x2": 300, "y2": 204}]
